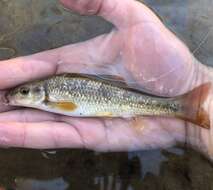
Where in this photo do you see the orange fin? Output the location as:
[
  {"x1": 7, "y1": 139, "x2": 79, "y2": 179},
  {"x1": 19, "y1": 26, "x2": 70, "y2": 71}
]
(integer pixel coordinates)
[
  {"x1": 179, "y1": 82, "x2": 211, "y2": 129},
  {"x1": 48, "y1": 101, "x2": 77, "y2": 112}
]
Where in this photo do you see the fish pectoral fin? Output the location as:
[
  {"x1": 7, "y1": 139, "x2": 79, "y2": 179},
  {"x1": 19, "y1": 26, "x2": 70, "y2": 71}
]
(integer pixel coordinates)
[{"x1": 47, "y1": 101, "x2": 77, "y2": 111}]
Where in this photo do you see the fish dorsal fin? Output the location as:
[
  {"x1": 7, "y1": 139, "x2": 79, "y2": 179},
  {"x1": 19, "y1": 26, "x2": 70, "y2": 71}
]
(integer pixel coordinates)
[
  {"x1": 95, "y1": 74, "x2": 172, "y2": 98},
  {"x1": 61, "y1": 73, "x2": 128, "y2": 86},
  {"x1": 95, "y1": 74, "x2": 129, "y2": 87},
  {"x1": 60, "y1": 73, "x2": 170, "y2": 98}
]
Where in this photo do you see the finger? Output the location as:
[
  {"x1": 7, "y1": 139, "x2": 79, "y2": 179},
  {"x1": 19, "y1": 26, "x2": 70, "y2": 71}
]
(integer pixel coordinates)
[
  {"x1": 0, "y1": 118, "x2": 140, "y2": 150},
  {"x1": 0, "y1": 122, "x2": 83, "y2": 149},
  {"x1": 60, "y1": 0, "x2": 162, "y2": 28},
  {"x1": 55, "y1": 31, "x2": 122, "y2": 74},
  {"x1": 0, "y1": 56, "x2": 58, "y2": 89},
  {"x1": 0, "y1": 117, "x2": 186, "y2": 150},
  {"x1": 0, "y1": 109, "x2": 59, "y2": 122},
  {"x1": 0, "y1": 32, "x2": 120, "y2": 89}
]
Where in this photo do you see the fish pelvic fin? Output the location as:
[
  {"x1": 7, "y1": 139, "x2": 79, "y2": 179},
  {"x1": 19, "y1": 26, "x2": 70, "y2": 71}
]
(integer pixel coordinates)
[{"x1": 178, "y1": 82, "x2": 211, "y2": 129}]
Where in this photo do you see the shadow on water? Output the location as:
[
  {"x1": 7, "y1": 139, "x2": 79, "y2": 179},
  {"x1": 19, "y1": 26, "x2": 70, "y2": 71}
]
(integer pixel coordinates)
[{"x1": 0, "y1": 0, "x2": 213, "y2": 189}]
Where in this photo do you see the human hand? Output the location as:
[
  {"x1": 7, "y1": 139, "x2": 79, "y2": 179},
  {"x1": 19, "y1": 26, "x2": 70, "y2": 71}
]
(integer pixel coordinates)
[{"x1": 0, "y1": 0, "x2": 212, "y2": 155}]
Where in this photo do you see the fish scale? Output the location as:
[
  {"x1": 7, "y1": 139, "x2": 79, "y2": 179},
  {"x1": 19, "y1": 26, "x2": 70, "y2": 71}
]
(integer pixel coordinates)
[
  {"x1": 6, "y1": 73, "x2": 211, "y2": 129},
  {"x1": 44, "y1": 74, "x2": 179, "y2": 116}
]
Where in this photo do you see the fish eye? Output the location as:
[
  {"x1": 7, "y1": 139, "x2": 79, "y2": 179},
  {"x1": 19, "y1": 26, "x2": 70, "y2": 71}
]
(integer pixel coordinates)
[{"x1": 20, "y1": 87, "x2": 30, "y2": 95}]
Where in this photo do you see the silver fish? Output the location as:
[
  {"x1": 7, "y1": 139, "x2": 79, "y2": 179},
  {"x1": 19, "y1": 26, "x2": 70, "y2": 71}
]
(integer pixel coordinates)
[{"x1": 6, "y1": 73, "x2": 211, "y2": 129}]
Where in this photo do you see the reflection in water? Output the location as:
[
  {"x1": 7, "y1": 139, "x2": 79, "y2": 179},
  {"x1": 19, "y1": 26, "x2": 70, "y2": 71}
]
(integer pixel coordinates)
[
  {"x1": 15, "y1": 178, "x2": 68, "y2": 190},
  {"x1": 0, "y1": 47, "x2": 16, "y2": 60},
  {"x1": 0, "y1": 148, "x2": 213, "y2": 190}
]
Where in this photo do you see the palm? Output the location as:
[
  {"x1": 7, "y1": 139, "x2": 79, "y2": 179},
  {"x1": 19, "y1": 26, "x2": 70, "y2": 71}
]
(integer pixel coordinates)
[{"x1": 0, "y1": 0, "x2": 200, "y2": 150}]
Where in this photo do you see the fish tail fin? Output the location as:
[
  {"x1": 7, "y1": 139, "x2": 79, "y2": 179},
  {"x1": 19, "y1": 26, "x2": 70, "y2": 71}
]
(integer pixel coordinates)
[{"x1": 178, "y1": 82, "x2": 211, "y2": 129}]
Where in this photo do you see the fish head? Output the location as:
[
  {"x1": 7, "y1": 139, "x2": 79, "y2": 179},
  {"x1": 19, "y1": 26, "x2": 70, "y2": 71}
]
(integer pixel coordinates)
[{"x1": 6, "y1": 82, "x2": 46, "y2": 107}]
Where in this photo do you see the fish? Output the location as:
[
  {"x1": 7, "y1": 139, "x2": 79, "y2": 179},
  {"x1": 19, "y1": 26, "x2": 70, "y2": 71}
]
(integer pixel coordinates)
[{"x1": 5, "y1": 73, "x2": 211, "y2": 129}]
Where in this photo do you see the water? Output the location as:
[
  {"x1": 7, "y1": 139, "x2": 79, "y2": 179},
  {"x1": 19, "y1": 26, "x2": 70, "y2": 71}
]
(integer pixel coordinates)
[
  {"x1": 0, "y1": 148, "x2": 213, "y2": 190},
  {"x1": 0, "y1": 0, "x2": 213, "y2": 189}
]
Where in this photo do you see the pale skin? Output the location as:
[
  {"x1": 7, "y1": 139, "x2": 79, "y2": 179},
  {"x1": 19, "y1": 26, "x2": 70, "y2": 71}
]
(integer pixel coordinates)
[{"x1": 0, "y1": 0, "x2": 213, "y2": 159}]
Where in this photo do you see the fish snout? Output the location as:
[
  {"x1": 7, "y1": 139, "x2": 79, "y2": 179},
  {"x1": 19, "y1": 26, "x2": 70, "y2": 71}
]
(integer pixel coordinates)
[{"x1": 4, "y1": 91, "x2": 15, "y2": 106}]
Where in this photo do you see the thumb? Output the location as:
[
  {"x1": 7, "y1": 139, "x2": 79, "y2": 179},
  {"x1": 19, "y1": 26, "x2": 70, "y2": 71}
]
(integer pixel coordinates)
[{"x1": 60, "y1": 0, "x2": 162, "y2": 28}]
